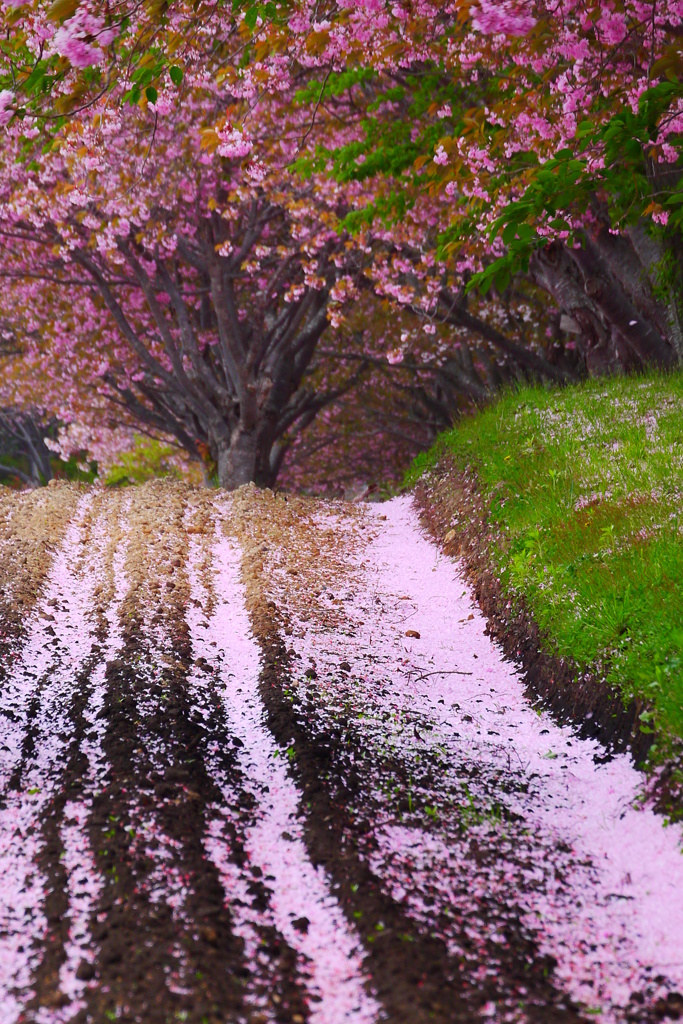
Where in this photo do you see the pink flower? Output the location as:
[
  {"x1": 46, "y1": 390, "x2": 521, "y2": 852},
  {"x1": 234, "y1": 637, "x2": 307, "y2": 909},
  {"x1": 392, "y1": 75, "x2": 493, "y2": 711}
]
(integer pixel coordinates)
[
  {"x1": 596, "y1": 10, "x2": 628, "y2": 46},
  {"x1": 0, "y1": 90, "x2": 13, "y2": 127},
  {"x1": 53, "y1": 11, "x2": 116, "y2": 69},
  {"x1": 246, "y1": 159, "x2": 267, "y2": 183},
  {"x1": 472, "y1": 0, "x2": 536, "y2": 37},
  {"x1": 53, "y1": 29, "x2": 101, "y2": 69},
  {"x1": 216, "y1": 124, "x2": 253, "y2": 159}
]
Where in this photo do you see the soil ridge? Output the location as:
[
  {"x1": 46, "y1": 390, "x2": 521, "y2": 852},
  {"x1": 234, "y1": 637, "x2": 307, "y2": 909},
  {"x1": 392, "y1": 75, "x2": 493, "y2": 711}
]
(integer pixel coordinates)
[
  {"x1": 227, "y1": 486, "x2": 589, "y2": 1024},
  {"x1": 413, "y1": 457, "x2": 654, "y2": 766}
]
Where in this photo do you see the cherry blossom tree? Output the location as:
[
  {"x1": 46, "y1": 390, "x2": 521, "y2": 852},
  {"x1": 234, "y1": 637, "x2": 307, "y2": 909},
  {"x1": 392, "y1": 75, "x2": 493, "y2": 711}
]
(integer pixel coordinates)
[
  {"x1": 0, "y1": 75, "x2": 370, "y2": 488},
  {"x1": 284, "y1": 0, "x2": 683, "y2": 375},
  {"x1": 0, "y1": 408, "x2": 55, "y2": 486},
  {"x1": 2, "y1": 0, "x2": 682, "y2": 494}
]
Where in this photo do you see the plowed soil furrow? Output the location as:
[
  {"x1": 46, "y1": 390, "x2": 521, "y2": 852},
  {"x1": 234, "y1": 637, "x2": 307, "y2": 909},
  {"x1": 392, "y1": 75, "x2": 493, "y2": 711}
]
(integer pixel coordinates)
[
  {"x1": 79, "y1": 628, "x2": 250, "y2": 1023},
  {"x1": 0, "y1": 481, "x2": 682, "y2": 1024},
  {"x1": 186, "y1": 509, "x2": 379, "y2": 1024},
  {"x1": 50, "y1": 493, "x2": 131, "y2": 1015},
  {"x1": 230, "y1": 486, "x2": 683, "y2": 1024},
  {"x1": 76, "y1": 486, "x2": 328, "y2": 1024},
  {"x1": 235, "y1": 580, "x2": 578, "y2": 1024},
  {"x1": 184, "y1": 509, "x2": 316, "y2": 1024},
  {"x1": 228, "y1": 490, "x2": 580, "y2": 1024},
  {"x1": 0, "y1": 486, "x2": 83, "y2": 662},
  {"x1": 77, "y1": 488, "x2": 247, "y2": 1024},
  {"x1": 0, "y1": 494, "x2": 109, "y2": 1021},
  {"x1": 22, "y1": 493, "x2": 133, "y2": 1022}
]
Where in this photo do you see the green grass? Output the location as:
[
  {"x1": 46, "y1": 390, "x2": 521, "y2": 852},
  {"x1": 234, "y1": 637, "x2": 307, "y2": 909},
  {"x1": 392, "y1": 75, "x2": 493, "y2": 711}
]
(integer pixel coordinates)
[
  {"x1": 104, "y1": 435, "x2": 183, "y2": 487},
  {"x1": 407, "y1": 370, "x2": 683, "y2": 749}
]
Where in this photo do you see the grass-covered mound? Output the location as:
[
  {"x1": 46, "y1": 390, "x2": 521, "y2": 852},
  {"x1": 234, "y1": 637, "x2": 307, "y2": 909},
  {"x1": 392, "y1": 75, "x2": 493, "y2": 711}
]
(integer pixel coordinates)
[{"x1": 408, "y1": 370, "x2": 683, "y2": 759}]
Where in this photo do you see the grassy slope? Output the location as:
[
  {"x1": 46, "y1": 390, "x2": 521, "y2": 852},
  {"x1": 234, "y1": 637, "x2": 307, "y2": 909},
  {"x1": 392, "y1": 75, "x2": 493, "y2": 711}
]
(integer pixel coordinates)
[{"x1": 407, "y1": 370, "x2": 683, "y2": 752}]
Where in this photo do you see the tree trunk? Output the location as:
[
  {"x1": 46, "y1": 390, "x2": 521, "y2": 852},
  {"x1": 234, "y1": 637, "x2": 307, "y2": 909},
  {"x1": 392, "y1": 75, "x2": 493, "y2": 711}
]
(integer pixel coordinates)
[
  {"x1": 626, "y1": 222, "x2": 683, "y2": 362},
  {"x1": 215, "y1": 425, "x2": 281, "y2": 490},
  {"x1": 530, "y1": 242, "x2": 624, "y2": 375},
  {"x1": 216, "y1": 430, "x2": 259, "y2": 490},
  {"x1": 530, "y1": 230, "x2": 681, "y2": 376}
]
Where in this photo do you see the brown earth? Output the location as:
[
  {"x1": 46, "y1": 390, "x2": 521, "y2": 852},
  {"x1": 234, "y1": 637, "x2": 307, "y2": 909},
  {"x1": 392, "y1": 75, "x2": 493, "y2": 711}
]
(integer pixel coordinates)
[
  {"x1": 0, "y1": 481, "x2": 678, "y2": 1024},
  {"x1": 412, "y1": 456, "x2": 683, "y2": 823},
  {"x1": 229, "y1": 486, "x2": 589, "y2": 1024},
  {"x1": 0, "y1": 482, "x2": 83, "y2": 645},
  {"x1": 5, "y1": 485, "x2": 312, "y2": 1024},
  {"x1": 413, "y1": 455, "x2": 655, "y2": 766}
]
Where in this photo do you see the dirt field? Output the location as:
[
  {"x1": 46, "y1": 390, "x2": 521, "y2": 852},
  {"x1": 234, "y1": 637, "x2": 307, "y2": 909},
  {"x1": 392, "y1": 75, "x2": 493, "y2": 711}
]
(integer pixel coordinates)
[{"x1": 0, "y1": 482, "x2": 682, "y2": 1024}]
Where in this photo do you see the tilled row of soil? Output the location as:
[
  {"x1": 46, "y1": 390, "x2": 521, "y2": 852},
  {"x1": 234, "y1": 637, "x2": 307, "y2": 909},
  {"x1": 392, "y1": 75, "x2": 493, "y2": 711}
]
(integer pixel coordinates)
[
  {"x1": 0, "y1": 482, "x2": 681, "y2": 1024},
  {"x1": 230, "y1": 486, "x2": 683, "y2": 1024}
]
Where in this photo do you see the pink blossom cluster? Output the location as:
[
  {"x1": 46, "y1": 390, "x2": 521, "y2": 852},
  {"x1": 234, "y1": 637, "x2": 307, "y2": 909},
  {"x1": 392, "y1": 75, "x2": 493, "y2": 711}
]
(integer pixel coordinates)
[
  {"x1": 216, "y1": 122, "x2": 253, "y2": 159},
  {"x1": 0, "y1": 89, "x2": 13, "y2": 127},
  {"x1": 52, "y1": 6, "x2": 117, "y2": 69},
  {"x1": 471, "y1": 0, "x2": 537, "y2": 37}
]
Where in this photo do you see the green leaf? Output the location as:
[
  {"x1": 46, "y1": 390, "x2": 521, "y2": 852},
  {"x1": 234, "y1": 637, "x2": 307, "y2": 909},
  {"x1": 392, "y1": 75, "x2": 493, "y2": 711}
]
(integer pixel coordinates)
[
  {"x1": 515, "y1": 223, "x2": 535, "y2": 242},
  {"x1": 494, "y1": 267, "x2": 511, "y2": 293},
  {"x1": 145, "y1": 86, "x2": 158, "y2": 104},
  {"x1": 478, "y1": 272, "x2": 494, "y2": 296},
  {"x1": 468, "y1": 261, "x2": 498, "y2": 295},
  {"x1": 244, "y1": 5, "x2": 258, "y2": 29},
  {"x1": 46, "y1": 0, "x2": 80, "y2": 21},
  {"x1": 22, "y1": 61, "x2": 48, "y2": 93},
  {"x1": 549, "y1": 217, "x2": 570, "y2": 231},
  {"x1": 169, "y1": 65, "x2": 183, "y2": 86},
  {"x1": 502, "y1": 221, "x2": 518, "y2": 245},
  {"x1": 132, "y1": 66, "x2": 154, "y2": 86}
]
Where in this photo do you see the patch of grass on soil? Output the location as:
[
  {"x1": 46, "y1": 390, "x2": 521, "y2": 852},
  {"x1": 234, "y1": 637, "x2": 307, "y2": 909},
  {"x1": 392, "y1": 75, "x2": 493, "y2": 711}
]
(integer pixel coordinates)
[{"x1": 407, "y1": 370, "x2": 683, "y2": 749}]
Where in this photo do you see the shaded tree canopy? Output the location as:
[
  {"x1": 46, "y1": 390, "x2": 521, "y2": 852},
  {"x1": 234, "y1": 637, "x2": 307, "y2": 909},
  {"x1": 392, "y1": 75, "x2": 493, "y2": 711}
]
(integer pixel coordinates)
[{"x1": 0, "y1": 1, "x2": 681, "y2": 488}]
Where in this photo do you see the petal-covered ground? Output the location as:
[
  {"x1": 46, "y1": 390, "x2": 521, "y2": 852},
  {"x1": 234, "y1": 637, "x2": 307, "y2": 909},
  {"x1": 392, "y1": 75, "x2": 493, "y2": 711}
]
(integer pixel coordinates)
[{"x1": 0, "y1": 481, "x2": 681, "y2": 1024}]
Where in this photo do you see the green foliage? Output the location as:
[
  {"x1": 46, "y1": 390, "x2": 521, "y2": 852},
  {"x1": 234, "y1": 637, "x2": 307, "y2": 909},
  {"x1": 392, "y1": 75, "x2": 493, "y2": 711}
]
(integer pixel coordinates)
[
  {"x1": 122, "y1": 54, "x2": 167, "y2": 106},
  {"x1": 55, "y1": 452, "x2": 98, "y2": 483},
  {"x1": 292, "y1": 69, "x2": 482, "y2": 229},
  {"x1": 470, "y1": 82, "x2": 683, "y2": 294},
  {"x1": 408, "y1": 370, "x2": 683, "y2": 747},
  {"x1": 342, "y1": 189, "x2": 415, "y2": 232},
  {"x1": 468, "y1": 150, "x2": 589, "y2": 293},
  {"x1": 238, "y1": 0, "x2": 284, "y2": 31},
  {"x1": 104, "y1": 435, "x2": 182, "y2": 487},
  {"x1": 294, "y1": 69, "x2": 374, "y2": 106}
]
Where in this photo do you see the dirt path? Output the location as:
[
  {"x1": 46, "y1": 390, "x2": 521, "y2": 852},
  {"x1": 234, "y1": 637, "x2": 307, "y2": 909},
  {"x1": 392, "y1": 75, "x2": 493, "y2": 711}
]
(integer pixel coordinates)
[{"x1": 0, "y1": 482, "x2": 681, "y2": 1024}]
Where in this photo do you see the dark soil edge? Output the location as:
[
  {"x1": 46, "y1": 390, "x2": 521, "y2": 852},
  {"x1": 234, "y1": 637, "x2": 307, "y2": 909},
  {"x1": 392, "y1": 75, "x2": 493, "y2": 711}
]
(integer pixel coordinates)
[
  {"x1": 412, "y1": 456, "x2": 654, "y2": 766},
  {"x1": 80, "y1": 629, "x2": 244, "y2": 1024},
  {"x1": 245, "y1": 601, "x2": 590, "y2": 1024}
]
